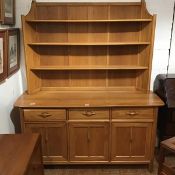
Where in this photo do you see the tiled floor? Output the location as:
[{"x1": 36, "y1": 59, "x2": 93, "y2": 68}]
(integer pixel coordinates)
[
  {"x1": 44, "y1": 160, "x2": 158, "y2": 175},
  {"x1": 44, "y1": 156, "x2": 175, "y2": 175}
]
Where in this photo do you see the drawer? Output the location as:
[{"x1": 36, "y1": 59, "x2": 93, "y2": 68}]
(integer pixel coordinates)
[
  {"x1": 112, "y1": 108, "x2": 154, "y2": 119},
  {"x1": 69, "y1": 109, "x2": 109, "y2": 120},
  {"x1": 23, "y1": 109, "x2": 66, "y2": 121}
]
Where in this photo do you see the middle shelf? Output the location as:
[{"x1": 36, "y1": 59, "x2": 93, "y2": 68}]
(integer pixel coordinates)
[
  {"x1": 27, "y1": 45, "x2": 150, "y2": 69},
  {"x1": 30, "y1": 66, "x2": 148, "y2": 71},
  {"x1": 28, "y1": 42, "x2": 150, "y2": 46},
  {"x1": 25, "y1": 22, "x2": 152, "y2": 44},
  {"x1": 26, "y1": 19, "x2": 153, "y2": 23}
]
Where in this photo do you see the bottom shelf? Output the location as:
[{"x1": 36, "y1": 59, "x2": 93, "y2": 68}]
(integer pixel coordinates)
[{"x1": 30, "y1": 70, "x2": 143, "y2": 90}]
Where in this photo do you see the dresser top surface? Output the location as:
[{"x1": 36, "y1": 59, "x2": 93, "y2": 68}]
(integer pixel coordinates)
[
  {"x1": 15, "y1": 91, "x2": 164, "y2": 108},
  {"x1": 0, "y1": 134, "x2": 39, "y2": 175}
]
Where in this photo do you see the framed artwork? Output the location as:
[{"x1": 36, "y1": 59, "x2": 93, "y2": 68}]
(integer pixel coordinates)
[
  {"x1": 0, "y1": 30, "x2": 7, "y2": 83},
  {"x1": 7, "y1": 28, "x2": 20, "y2": 76},
  {"x1": 1, "y1": 0, "x2": 15, "y2": 25}
]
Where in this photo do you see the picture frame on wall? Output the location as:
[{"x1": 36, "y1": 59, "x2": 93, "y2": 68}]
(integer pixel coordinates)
[
  {"x1": 1, "y1": 0, "x2": 15, "y2": 25},
  {"x1": 0, "y1": 30, "x2": 7, "y2": 83},
  {"x1": 7, "y1": 28, "x2": 20, "y2": 76}
]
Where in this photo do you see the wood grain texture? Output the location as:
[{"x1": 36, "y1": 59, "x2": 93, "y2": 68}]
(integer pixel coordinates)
[
  {"x1": 22, "y1": 1, "x2": 155, "y2": 93},
  {"x1": 69, "y1": 122, "x2": 109, "y2": 162},
  {"x1": 26, "y1": 19, "x2": 152, "y2": 23},
  {"x1": 111, "y1": 122, "x2": 152, "y2": 161},
  {"x1": 17, "y1": 1, "x2": 164, "y2": 169},
  {"x1": 15, "y1": 91, "x2": 163, "y2": 108},
  {"x1": 24, "y1": 123, "x2": 68, "y2": 163},
  {"x1": 24, "y1": 109, "x2": 66, "y2": 121},
  {"x1": 28, "y1": 42, "x2": 150, "y2": 46},
  {"x1": 30, "y1": 66, "x2": 148, "y2": 70},
  {"x1": 0, "y1": 134, "x2": 44, "y2": 175}
]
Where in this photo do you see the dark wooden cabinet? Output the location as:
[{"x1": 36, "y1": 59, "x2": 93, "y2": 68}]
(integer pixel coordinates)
[
  {"x1": 69, "y1": 122, "x2": 109, "y2": 162},
  {"x1": 154, "y1": 74, "x2": 175, "y2": 143},
  {"x1": 0, "y1": 134, "x2": 44, "y2": 175}
]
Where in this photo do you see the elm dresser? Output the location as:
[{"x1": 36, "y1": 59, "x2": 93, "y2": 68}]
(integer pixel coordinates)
[{"x1": 15, "y1": 0, "x2": 164, "y2": 171}]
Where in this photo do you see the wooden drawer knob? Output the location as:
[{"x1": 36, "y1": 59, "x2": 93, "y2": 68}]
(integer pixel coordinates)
[
  {"x1": 126, "y1": 111, "x2": 138, "y2": 116},
  {"x1": 38, "y1": 112, "x2": 52, "y2": 118},
  {"x1": 82, "y1": 111, "x2": 96, "y2": 117}
]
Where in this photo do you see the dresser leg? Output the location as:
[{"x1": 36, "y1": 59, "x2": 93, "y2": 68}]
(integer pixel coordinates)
[{"x1": 148, "y1": 161, "x2": 153, "y2": 172}]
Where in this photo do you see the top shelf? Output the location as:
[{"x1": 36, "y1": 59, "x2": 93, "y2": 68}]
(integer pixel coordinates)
[{"x1": 26, "y1": 19, "x2": 152, "y2": 23}]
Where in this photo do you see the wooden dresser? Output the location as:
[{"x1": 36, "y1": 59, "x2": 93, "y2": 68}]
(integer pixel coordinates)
[
  {"x1": 0, "y1": 134, "x2": 44, "y2": 175},
  {"x1": 15, "y1": 0, "x2": 164, "y2": 171}
]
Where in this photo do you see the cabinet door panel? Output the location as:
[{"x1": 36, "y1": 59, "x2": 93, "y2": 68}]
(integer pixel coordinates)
[
  {"x1": 74, "y1": 127, "x2": 89, "y2": 156},
  {"x1": 24, "y1": 123, "x2": 68, "y2": 163},
  {"x1": 46, "y1": 123, "x2": 67, "y2": 162},
  {"x1": 111, "y1": 125, "x2": 131, "y2": 158},
  {"x1": 24, "y1": 124, "x2": 47, "y2": 157},
  {"x1": 131, "y1": 126, "x2": 149, "y2": 156},
  {"x1": 89, "y1": 126, "x2": 108, "y2": 157},
  {"x1": 111, "y1": 122, "x2": 152, "y2": 161},
  {"x1": 69, "y1": 122, "x2": 109, "y2": 162}
]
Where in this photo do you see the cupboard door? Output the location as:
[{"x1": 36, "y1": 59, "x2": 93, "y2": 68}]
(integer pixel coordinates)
[
  {"x1": 24, "y1": 124, "x2": 47, "y2": 157},
  {"x1": 24, "y1": 123, "x2": 68, "y2": 163},
  {"x1": 111, "y1": 122, "x2": 152, "y2": 162},
  {"x1": 46, "y1": 123, "x2": 67, "y2": 162},
  {"x1": 69, "y1": 122, "x2": 109, "y2": 162}
]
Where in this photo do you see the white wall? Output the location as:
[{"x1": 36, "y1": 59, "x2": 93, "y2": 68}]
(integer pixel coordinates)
[
  {"x1": 0, "y1": 72, "x2": 22, "y2": 133},
  {"x1": 169, "y1": 4, "x2": 175, "y2": 73},
  {"x1": 0, "y1": 1, "x2": 31, "y2": 134},
  {"x1": 147, "y1": 0, "x2": 175, "y2": 88},
  {"x1": 0, "y1": 0, "x2": 174, "y2": 133}
]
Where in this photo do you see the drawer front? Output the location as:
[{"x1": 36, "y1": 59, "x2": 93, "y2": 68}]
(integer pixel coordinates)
[
  {"x1": 23, "y1": 109, "x2": 66, "y2": 121},
  {"x1": 112, "y1": 108, "x2": 154, "y2": 119},
  {"x1": 69, "y1": 109, "x2": 109, "y2": 120}
]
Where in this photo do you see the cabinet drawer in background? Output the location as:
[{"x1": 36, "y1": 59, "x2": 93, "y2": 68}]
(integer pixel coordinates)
[
  {"x1": 112, "y1": 108, "x2": 154, "y2": 119},
  {"x1": 69, "y1": 109, "x2": 109, "y2": 120},
  {"x1": 23, "y1": 109, "x2": 66, "y2": 121}
]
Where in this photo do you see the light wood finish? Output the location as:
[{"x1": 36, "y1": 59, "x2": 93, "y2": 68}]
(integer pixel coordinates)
[
  {"x1": 112, "y1": 108, "x2": 154, "y2": 120},
  {"x1": 30, "y1": 66, "x2": 148, "y2": 70},
  {"x1": 26, "y1": 19, "x2": 152, "y2": 23},
  {"x1": 111, "y1": 122, "x2": 152, "y2": 162},
  {"x1": 0, "y1": 134, "x2": 44, "y2": 175},
  {"x1": 15, "y1": 91, "x2": 163, "y2": 108},
  {"x1": 28, "y1": 42, "x2": 150, "y2": 46},
  {"x1": 24, "y1": 123, "x2": 68, "y2": 164},
  {"x1": 69, "y1": 122, "x2": 109, "y2": 162},
  {"x1": 24, "y1": 109, "x2": 66, "y2": 121},
  {"x1": 69, "y1": 108, "x2": 109, "y2": 120},
  {"x1": 15, "y1": 0, "x2": 164, "y2": 171},
  {"x1": 22, "y1": 1, "x2": 155, "y2": 93}
]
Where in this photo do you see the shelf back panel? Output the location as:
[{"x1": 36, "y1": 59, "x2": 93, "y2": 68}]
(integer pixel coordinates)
[
  {"x1": 23, "y1": 1, "x2": 155, "y2": 94},
  {"x1": 28, "y1": 22, "x2": 151, "y2": 43},
  {"x1": 32, "y1": 46, "x2": 147, "y2": 67},
  {"x1": 33, "y1": 70, "x2": 138, "y2": 89},
  {"x1": 33, "y1": 4, "x2": 147, "y2": 20}
]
